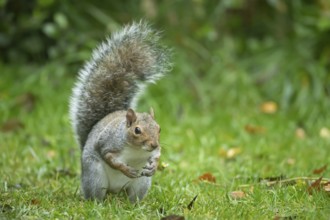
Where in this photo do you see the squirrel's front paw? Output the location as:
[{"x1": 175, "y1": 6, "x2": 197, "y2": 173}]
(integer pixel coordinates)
[
  {"x1": 123, "y1": 167, "x2": 141, "y2": 178},
  {"x1": 141, "y1": 164, "x2": 157, "y2": 177}
]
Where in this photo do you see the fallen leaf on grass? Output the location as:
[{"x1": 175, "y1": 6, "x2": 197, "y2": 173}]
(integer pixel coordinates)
[
  {"x1": 245, "y1": 124, "x2": 266, "y2": 134},
  {"x1": 161, "y1": 215, "x2": 185, "y2": 220},
  {"x1": 295, "y1": 127, "x2": 306, "y2": 139},
  {"x1": 0, "y1": 119, "x2": 24, "y2": 133},
  {"x1": 260, "y1": 101, "x2": 278, "y2": 114},
  {"x1": 187, "y1": 195, "x2": 198, "y2": 210},
  {"x1": 306, "y1": 177, "x2": 330, "y2": 195},
  {"x1": 198, "y1": 172, "x2": 216, "y2": 183},
  {"x1": 324, "y1": 182, "x2": 330, "y2": 194},
  {"x1": 274, "y1": 214, "x2": 298, "y2": 220},
  {"x1": 319, "y1": 127, "x2": 330, "y2": 139},
  {"x1": 218, "y1": 147, "x2": 242, "y2": 159},
  {"x1": 230, "y1": 191, "x2": 246, "y2": 200},
  {"x1": 313, "y1": 165, "x2": 327, "y2": 174},
  {"x1": 286, "y1": 158, "x2": 295, "y2": 165},
  {"x1": 307, "y1": 176, "x2": 323, "y2": 194},
  {"x1": 30, "y1": 198, "x2": 41, "y2": 205}
]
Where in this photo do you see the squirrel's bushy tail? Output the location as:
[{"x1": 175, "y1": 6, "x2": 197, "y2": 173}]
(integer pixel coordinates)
[{"x1": 70, "y1": 21, "x2": 172, "y2": 148}]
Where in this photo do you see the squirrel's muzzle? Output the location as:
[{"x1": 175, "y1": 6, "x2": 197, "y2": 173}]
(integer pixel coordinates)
[{"x1": 150, "y1": 142, "x2": 159, "y2": 150}]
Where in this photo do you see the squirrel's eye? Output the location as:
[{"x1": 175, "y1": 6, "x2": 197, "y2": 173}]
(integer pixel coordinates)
[{"x1": 134, "y1": 127, "x2": 142, "y2": 135}]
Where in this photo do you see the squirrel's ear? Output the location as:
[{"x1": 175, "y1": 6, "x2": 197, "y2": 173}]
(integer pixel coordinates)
[
  {"x1": 126, "y1": 108, "x2": 137, "y2": 127},
  {"x1": 149, "y1": 107, "x2": 155, "y2": 119}
]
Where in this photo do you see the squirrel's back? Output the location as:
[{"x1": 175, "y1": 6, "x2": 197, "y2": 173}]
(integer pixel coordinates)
[{"x1": 69, "y1": 21, "x2": 172, "y2": 148}]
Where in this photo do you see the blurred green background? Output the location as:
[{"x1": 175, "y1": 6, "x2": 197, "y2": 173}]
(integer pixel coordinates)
[
  {"x1": 1, "y1": 0, "x2": 330, "y2": 117},
  {"x1": 1, "y1": 1, "x2": 330, "y2": 218}
]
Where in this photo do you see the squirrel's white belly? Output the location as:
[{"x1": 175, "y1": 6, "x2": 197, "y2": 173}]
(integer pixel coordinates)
[
  {"x1": 103, "y1": 164, "x2": 132, "y2": 193},
  {"x1": 102, "y1": 147, "x2": 151, "y2": 193}
]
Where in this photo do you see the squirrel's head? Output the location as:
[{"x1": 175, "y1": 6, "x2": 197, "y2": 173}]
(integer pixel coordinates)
[{"x1": 125, "y1": 108, "x2": 161, "y2": 152}]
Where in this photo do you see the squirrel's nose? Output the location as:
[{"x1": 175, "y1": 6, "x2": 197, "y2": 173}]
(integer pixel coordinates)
[{"x1": 151, "y1": 142, "x2": 159, "y2": 149}]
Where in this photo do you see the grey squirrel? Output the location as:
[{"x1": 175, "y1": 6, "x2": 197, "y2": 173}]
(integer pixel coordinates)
[{"x1": 69, "y1": 21, "x2": 171, "y2": 203}]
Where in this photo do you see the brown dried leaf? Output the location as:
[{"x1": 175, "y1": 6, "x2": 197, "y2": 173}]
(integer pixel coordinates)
[
  {"x1": 273, "y1": 215, "x2": 281, "y2": 220},
  {"x1": 260, "y1": 101, "x2": 278, "y2": 114},
  {"x1": 307, "y1": 176, "x2": 323, "y2": 194},
  {"x1": 161, "y1": 215, "x2": 185, "y2": 220},
  {"x1": 274, "y1": 215, "x2": 298, "y2": 220},
  {"x1": 230, "y1": 191, "x2": 246, "y2": 200},
  {"x1": 245, "y1": 124, "x2": 266, "y2": 134},
  {"x1": 313, "y1": 165, "x2": 327, "y2": 175},
  {"x1": 30, "y1": 198, "x2": 40, "y2": 205},
  {"x1": 0, "y1": 119, "x2": 24, "y2": 133},
  {"x1": 198, "y1": 172, "x2": 216, "y2": 183}
]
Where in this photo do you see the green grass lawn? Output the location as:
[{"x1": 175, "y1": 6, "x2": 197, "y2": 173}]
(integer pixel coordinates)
[{"x1": 1, "y1": 61, "x2": 329, "y2": 219}]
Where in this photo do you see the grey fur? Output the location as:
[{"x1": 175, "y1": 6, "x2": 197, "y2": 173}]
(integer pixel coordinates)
[
  {"x1": 81, "y1": 110, "x2": 160, "y2": 202},
  {"x1": 70, "y1": 21, "x2": 172, "y2": 148}
]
